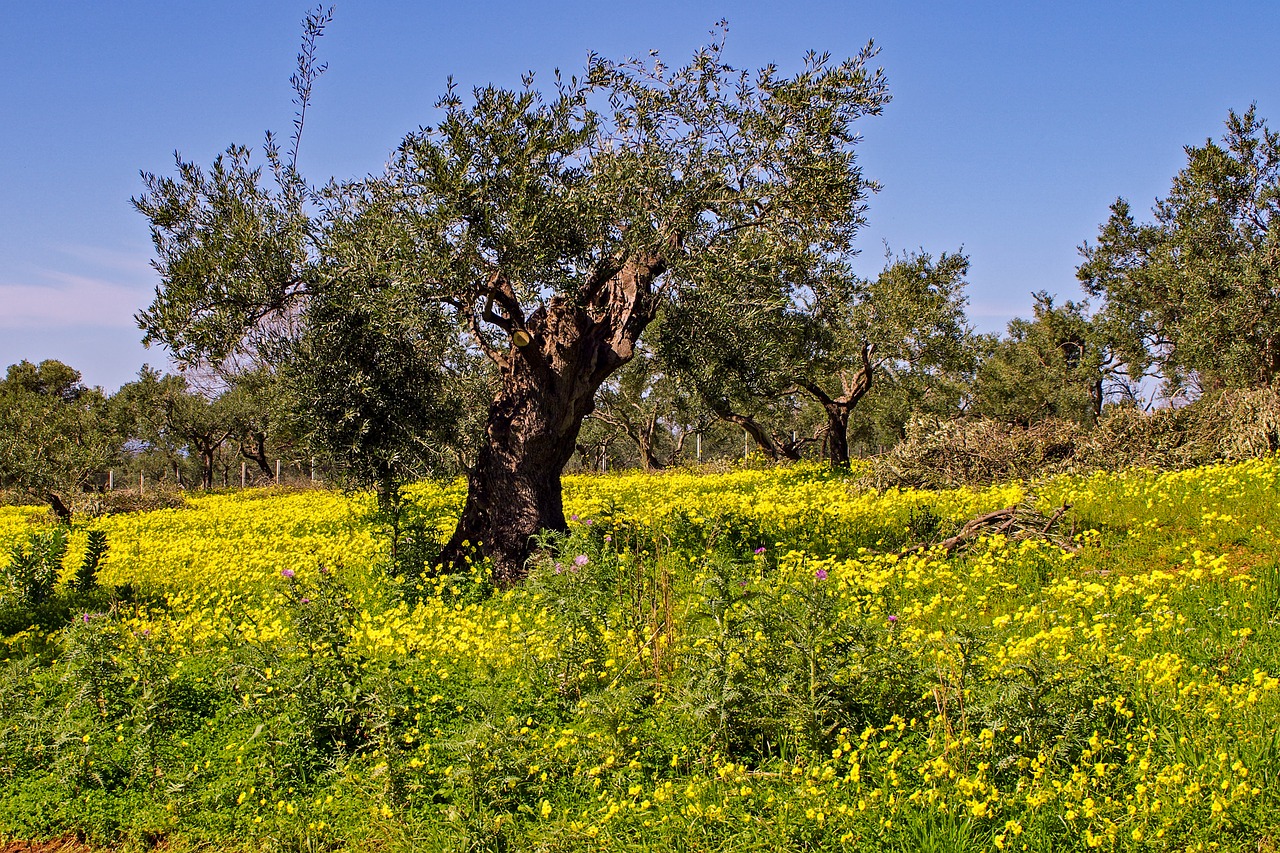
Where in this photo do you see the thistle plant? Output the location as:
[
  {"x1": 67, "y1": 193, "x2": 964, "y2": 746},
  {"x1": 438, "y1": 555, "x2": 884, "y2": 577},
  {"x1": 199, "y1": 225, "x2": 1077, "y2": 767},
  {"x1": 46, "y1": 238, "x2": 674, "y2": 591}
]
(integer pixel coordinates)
[
  {"x1": 3, "y1": 527, "x2": 67, "y2": 606},
  {"x1": 74, "y1": 530, "x2": 107, "y2": 593}
]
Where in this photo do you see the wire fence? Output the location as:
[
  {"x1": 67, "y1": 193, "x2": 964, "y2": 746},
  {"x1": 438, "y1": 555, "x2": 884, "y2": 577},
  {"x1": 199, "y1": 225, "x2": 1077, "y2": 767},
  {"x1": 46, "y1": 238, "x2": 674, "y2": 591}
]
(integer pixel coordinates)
[{"x1": 94, "y1": 459, "x2": 321, "y2": 494}]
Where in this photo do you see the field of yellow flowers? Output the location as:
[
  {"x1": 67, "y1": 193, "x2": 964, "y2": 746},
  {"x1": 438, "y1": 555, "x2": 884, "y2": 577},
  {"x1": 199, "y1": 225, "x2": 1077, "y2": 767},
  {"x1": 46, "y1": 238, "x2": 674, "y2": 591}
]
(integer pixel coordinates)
[{"x1": 1, "y1": 459, "x2": 1278, "y2": 851}]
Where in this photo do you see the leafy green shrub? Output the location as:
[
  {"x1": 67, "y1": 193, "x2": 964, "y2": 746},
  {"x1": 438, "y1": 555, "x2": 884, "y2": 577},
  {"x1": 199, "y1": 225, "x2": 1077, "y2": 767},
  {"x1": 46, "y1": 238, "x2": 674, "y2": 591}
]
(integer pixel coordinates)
[
  {"x1": 676, "y1": 553, "x2": 770, "y2": 759},
  {"x1": 3, "y1": 527, "x2": 67, "y2": 606},
  {"x1": 907, "y1": 504, "x2": 946, "y2": 545},
  {"x1": 225, "y1": 564, "x2": 398, "y2": 783},
  {"x1": 967, "y1": 656, "x2": 1124, "y2": 784},
  {"x1": 668, "y1": 552, "x2": 931, "y2": 765},
  {"x1": 525, "y1": 531, "x2": 620, "y2": 704},
  {"x1": 758, "y1": 566, "x2": 928, "y2": 757},
  {"x1": 61, "y1": 611, "x2": 129, "y2": 725}
]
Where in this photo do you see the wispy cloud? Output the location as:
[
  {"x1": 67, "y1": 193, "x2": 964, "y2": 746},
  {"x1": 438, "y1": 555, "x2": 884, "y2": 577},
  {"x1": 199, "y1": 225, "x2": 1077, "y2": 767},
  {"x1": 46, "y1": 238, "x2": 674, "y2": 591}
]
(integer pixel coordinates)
[
  {"x1": 0, "y1": 269, "x2": 150, "y2": 330},
  {"x1": 0, "y1": 238, "x2": 158, "y2": 331}
]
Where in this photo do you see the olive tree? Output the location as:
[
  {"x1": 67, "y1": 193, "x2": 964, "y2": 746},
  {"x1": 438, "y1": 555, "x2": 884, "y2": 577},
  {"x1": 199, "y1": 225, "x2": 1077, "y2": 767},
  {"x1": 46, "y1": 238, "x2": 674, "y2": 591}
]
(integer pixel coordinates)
[
  {"x1": 1079, "y1": 106, "x2": 1280, "y2": 394},
  {"x1": 657, "y1": 249, "x2": 975, "y2": 467},
  {"x1": 134, "y1": 27, "x2": 890, "y2": 581},
  {"x1": 970, "y1": 292, "x2": 1132, "y2": 426},
  {"x1": 588, "y1": 338, "x2": 714, "y2": 471},
  {"x1": 0, "y1": 360, "x2": 117, "y2": 522}
]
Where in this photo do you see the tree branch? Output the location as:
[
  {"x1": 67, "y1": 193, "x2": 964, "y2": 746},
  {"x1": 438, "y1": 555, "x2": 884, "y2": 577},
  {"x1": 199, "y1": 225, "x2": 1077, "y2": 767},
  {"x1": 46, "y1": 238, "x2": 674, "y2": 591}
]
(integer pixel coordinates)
[{"x1": 458, "y1": 298, "x2": 511, "y2": 370}]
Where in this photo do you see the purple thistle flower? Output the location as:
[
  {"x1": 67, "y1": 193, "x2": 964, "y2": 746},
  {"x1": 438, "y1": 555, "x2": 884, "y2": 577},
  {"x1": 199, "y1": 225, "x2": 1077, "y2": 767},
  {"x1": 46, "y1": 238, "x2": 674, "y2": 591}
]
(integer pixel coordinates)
[
  {"x1": 887, "y1": 614, "x2": 899, "y2": 625},
  {"x1": 554, "y1": 563, "x2": 563, "y2": 574},
  {"x1": 574, "y1": 554, "x2": 589, "y2": 567},
  {"x1": 814, "y1": 569, "x2": 828, "y2": 581},
  {"x1": 300, "y1": 598, "x2": 311, "y2": 605},
  {"x1": 281, "y1": 568, "x2": 295, "y2": 580},
  {"x1": 754, "y1": 547, "x2": 767, "y2": 555}
]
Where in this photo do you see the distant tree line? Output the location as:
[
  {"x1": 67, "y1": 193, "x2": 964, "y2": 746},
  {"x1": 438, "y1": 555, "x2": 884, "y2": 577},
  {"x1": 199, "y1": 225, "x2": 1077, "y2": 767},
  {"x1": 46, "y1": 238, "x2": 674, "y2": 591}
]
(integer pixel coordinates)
[{"x1": 0, "y1": 361, "x2": 306, "y2": 521}]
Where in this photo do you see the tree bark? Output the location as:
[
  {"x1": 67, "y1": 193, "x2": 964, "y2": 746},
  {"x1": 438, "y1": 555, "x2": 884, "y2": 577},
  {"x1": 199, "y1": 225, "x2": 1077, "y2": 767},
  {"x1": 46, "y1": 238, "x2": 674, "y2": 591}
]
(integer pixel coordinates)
[
  {"x1": 189, "y1": 429, "x2": 232, "y2": 489},
  {"x1": 797, "y1": 343, "x2": 875, "y2": 467},
  {"x1": 823, "y1": 404, "x2": 852, "y2": 467},
  {"x1": 46, "y1": 492, "x2": 72, "y2": 525},
  {"x1": 440, "y1": 256, "x2": 664, "y2": 584},
  {"x1": 240, "y1": 433, "x2": 274, "y2": 480},
  {"x1": 669, "y1": 428, "x2": 691, "y2": 467},
  {"x1": 633, "y1": 407, "x2": 664, "y2": 471},
  {"x1": 199, "y1": 445, "x2": 215, "y2": 489},
  {"x1": 714, "y1": 409, "x2": 801, "y2": 462},
  {"x1": 441, "y1": 371, "x2": 584, "y2": 583}
]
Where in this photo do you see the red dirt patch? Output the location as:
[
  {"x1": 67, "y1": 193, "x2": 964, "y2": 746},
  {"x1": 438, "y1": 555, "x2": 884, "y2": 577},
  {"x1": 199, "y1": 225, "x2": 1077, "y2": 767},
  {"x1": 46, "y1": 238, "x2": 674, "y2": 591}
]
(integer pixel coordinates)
[{"x1": 0, "y1": 840, "x2": 96, "y2": 853}]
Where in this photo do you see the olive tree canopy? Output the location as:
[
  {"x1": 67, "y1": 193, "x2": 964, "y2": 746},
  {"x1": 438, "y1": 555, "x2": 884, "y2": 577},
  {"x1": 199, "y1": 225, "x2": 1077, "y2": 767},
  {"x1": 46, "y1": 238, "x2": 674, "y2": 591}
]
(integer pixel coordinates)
[{"x1": 656, "y1": 249, "x2": 975, "y2": 466}]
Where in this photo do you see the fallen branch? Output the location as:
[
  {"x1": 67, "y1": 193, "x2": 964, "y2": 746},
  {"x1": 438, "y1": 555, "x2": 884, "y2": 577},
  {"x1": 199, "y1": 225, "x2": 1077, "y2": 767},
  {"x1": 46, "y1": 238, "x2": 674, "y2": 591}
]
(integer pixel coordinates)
[
  {"x1": 934, "y1": 506, "x2": 1015, "y2": 555},
  {"x1": 1040, "y1": 502, "x2": 1071, "y2": 536},
  {"x1": 903, "y1": 500, "x2": 1077, "y2": 557}
]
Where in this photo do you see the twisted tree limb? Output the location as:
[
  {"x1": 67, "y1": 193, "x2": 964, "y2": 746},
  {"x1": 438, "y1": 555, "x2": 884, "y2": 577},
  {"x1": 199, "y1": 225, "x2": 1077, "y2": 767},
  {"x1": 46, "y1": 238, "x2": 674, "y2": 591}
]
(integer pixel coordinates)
[{"x1": 903, "y1": 500, "x2": 1076, "y2": 556}]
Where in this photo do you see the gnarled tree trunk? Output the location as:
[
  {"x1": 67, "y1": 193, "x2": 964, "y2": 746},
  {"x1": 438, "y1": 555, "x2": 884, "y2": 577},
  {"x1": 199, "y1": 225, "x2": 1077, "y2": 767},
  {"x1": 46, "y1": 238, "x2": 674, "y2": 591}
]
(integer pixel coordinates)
[
  {"x1": 46, "y1": 492, "x2": 73, "y2": 525},
  {"x1": 593, "y1": 406, "x2": 665, "y2": 471},
  {"x1": 713, "y1": 409, "x2": 803, "y2": 462},
  {"x1": 241, "y1": 433, "x2": 275, "y2": 481},
  {"x1": 440, "y1": 257, "x2": 664, "y2": 584},
  {"x1": 441, "y1": 356, "x2": 591, "y2": 583},
  {"x1": 798, "y1": 343, "x2": 875, "y2": 468}
]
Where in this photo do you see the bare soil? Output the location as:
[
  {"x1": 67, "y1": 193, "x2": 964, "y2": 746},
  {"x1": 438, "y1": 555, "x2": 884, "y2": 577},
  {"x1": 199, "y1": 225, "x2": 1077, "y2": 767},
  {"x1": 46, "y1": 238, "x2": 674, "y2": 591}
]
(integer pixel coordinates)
[{"x1": 0, "y1": 840, "x2": 96, "y2": 853}]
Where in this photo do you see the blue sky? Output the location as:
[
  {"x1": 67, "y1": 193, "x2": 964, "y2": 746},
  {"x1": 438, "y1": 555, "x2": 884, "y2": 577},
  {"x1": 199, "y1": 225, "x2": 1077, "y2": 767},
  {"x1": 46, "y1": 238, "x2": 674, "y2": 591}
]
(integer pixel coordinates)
[{"x1": 2, "y1": 1, "x2": 1277, "y2": 391}]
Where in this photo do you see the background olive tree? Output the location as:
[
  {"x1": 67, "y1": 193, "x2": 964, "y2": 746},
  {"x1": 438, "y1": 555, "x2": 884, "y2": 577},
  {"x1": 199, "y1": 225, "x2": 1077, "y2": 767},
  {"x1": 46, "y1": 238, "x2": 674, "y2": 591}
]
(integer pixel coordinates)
[
  {"x1": 0, "y1": 360, "x2": 118, "y2": 522},
  {"x1": 970, "y1": 292, "x2": 1131, "y2": 426},
  {"x1": 1079, "y1": 106, "x2": 1280, "y2": 396},
  {"x1": 656, "y1": 249, "x2": 976, "y2": 466}
]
